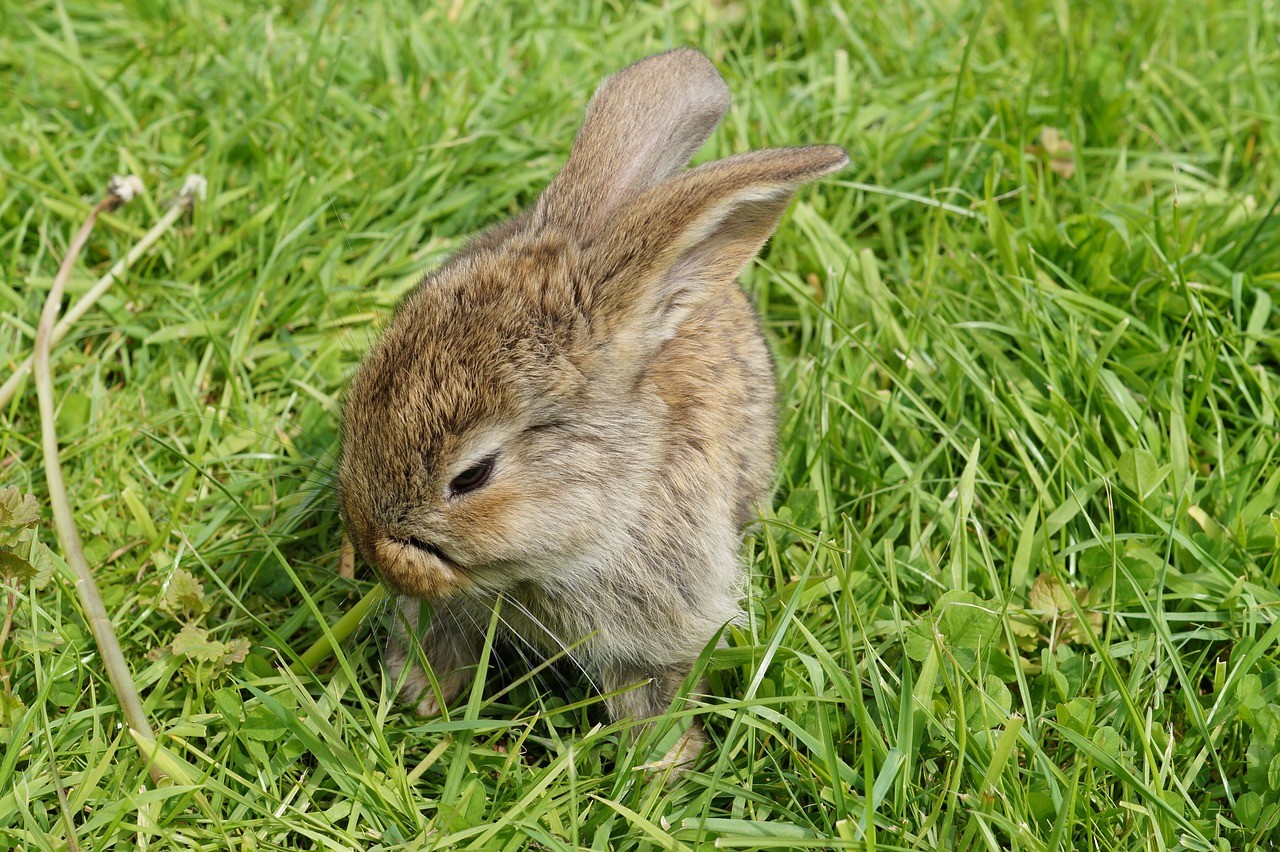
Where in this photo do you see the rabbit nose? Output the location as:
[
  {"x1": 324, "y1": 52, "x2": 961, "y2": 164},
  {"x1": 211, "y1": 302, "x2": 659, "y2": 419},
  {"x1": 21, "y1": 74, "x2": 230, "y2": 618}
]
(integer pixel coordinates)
[{"x1": 372, "y1": 537, "x2": 470, "y2": 599}]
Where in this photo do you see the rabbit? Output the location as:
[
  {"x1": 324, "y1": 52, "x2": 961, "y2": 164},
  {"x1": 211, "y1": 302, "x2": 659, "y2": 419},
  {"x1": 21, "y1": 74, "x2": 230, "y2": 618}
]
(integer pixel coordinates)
[{"x1": 338, "y1": 47, "x2": 847, "y2": 773}]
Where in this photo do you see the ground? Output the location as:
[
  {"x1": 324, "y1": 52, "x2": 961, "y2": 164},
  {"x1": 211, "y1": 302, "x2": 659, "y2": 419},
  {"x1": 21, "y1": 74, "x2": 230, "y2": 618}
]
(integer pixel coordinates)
[{"x1": 2, "y1": 0, "x2": 1280, "y2": 849}]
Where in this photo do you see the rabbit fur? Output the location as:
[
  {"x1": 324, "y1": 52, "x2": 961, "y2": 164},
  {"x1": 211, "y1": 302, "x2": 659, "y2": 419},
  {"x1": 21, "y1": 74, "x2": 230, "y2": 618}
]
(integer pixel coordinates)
[{"x1": 338, "y1": 47, "x2": 847, "y2": 771}]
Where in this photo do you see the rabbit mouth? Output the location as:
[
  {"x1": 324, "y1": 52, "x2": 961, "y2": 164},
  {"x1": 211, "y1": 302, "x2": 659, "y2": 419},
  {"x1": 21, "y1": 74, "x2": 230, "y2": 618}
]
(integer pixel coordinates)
[{"x1": 373, "y1": 537, "x2": 471, "y2": 598}]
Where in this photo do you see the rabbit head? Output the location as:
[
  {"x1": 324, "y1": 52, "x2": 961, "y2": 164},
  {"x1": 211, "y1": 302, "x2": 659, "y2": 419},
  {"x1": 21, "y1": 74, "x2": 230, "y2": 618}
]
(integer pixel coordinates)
[{"x1": 338, "y1": 48, "x2": 847, "y2": 613}]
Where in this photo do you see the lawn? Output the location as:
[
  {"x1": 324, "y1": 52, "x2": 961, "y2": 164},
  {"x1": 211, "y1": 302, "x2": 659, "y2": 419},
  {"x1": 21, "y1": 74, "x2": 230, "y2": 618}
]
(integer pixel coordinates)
[{"x1": 3, "y1": 0, "x2": 1280, "y2": 848}]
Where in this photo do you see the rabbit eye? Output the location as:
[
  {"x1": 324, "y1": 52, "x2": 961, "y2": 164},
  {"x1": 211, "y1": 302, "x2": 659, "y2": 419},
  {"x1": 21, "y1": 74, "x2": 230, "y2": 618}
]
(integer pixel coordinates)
[{"x1": 450, "y1": 455, "x2": 496, "y2": 496}]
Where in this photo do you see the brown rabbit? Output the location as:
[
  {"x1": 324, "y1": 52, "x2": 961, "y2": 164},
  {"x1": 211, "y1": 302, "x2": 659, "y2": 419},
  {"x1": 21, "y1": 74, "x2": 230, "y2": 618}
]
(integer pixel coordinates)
[{"x1": 339, "y1": 48, "x2": 847, "y2": 771}]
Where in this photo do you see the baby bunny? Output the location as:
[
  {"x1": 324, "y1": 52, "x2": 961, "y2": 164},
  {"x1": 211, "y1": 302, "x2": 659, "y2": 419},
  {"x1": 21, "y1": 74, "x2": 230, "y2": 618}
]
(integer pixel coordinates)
[{"x1": 338, "y1": 47, "x2": 847, "y2": 771}]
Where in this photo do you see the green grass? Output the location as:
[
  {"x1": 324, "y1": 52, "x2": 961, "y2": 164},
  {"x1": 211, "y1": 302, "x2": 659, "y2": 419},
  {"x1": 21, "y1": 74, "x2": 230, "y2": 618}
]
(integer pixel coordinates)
[{"x1": 3, "y1": 0, "x2": 1280, "y2": 848}]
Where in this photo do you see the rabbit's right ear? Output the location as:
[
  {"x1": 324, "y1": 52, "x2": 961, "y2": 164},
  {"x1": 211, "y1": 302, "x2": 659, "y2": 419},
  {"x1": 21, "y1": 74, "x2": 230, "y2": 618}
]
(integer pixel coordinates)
[
  {"x1": 582, "y1": 145, "x2": 849, "y2": 354},
  {"x1": 535, "y1": 49, "x2": 730, "y2": 240}
]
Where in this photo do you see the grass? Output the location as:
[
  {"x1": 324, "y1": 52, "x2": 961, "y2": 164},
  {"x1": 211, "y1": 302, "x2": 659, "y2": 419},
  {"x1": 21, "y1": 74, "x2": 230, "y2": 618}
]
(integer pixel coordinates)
[{"x1": 2, "y1": 0, "x2": 1280, "y2": 848}]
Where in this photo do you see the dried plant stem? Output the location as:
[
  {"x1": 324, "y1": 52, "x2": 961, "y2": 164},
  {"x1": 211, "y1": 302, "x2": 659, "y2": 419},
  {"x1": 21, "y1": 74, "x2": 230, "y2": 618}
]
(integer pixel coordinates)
[
  {"x1": 33, "y1": 177, "x2": 165, "y2": 785},
  {"x1": 1, "y1": 176, "x2": 205, "y2": 410},
  {"x1": 0, "y1": 583, "x2": 16, "y2": 689}
]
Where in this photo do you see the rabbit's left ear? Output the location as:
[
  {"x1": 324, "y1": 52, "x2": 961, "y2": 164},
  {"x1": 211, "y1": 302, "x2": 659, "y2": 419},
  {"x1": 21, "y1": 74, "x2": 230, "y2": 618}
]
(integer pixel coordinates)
[
  {"x1": 586, "y1": 145, "x2": 848, "y2": 349},
  {"x1": 536, "y1": 48, "x2": 730, "y2": 241}
]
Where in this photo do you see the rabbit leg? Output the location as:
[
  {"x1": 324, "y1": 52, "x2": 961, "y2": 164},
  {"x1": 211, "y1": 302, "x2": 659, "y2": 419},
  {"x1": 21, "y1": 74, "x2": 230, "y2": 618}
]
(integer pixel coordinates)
[
  {"x1": 385, "y1": 595, "x2": 484, "y2": 717},
  {"x1": 602, "y1": 662, "x2": 706, "y2": 774}
]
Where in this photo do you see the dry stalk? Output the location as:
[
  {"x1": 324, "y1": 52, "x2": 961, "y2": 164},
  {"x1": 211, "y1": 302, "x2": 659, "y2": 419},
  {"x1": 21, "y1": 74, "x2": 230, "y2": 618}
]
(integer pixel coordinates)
[
  {"x1": 33, "y1": 175, "x2": 203, "y2": 787},
  {"x1": 2, "y1": 176, "x2": 206, "y2": 410}
]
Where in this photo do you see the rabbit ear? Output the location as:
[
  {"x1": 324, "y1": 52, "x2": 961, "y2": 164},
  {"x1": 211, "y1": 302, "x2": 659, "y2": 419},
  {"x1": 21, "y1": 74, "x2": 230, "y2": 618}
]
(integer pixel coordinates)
[
  {"x1": 535, "y1": 49, "x2": 730, "y2": 239},
  {"x1": 586, "y1": 145, "x2": 849, "y2": 349}
]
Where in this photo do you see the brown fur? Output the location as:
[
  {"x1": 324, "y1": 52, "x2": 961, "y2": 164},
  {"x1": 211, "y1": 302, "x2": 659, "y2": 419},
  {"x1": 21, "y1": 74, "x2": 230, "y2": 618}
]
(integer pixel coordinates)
[{"x1": 338, "y1": 48, "x2": 847, "y2": 774}]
